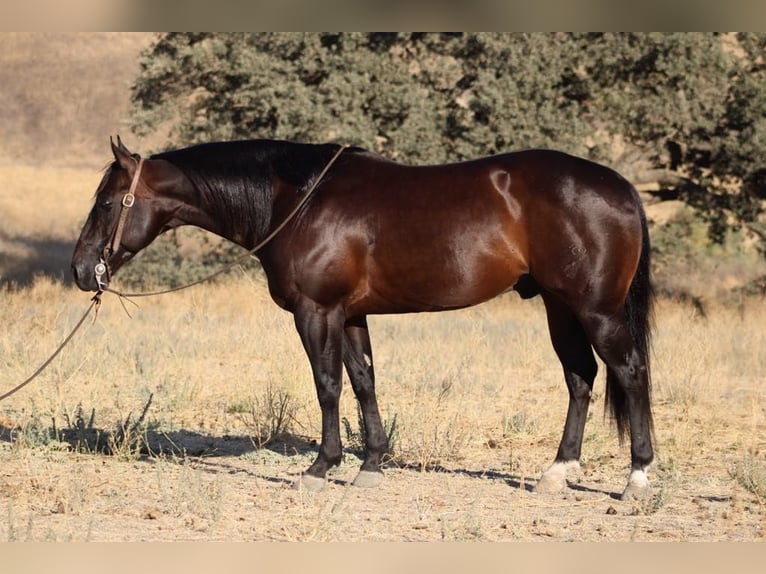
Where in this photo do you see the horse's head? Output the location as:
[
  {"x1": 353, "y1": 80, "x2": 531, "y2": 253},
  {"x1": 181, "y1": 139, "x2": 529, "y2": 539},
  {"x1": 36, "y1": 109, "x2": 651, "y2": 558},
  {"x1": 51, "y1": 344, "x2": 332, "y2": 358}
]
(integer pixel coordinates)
[{"x1": 71, "y1": 138, "x2": 182, "y2": 292}]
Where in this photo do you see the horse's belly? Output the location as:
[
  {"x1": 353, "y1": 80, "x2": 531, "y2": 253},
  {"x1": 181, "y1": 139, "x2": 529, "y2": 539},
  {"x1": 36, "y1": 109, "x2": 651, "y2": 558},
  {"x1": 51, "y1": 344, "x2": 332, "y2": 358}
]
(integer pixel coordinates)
[{"x1": 361, "y1": 247, "x2": 525, "y2": 313}]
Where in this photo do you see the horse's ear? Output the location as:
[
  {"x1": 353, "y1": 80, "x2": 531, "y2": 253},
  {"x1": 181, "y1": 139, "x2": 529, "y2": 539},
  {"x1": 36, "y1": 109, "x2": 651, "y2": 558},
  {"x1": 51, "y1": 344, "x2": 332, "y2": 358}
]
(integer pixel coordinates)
[
  {"x1": 116, "y1": 135, "x2": 132, "y2": 155},
  {"x1": 110, "y1": 135, "x2": 138, "y2": 173}
]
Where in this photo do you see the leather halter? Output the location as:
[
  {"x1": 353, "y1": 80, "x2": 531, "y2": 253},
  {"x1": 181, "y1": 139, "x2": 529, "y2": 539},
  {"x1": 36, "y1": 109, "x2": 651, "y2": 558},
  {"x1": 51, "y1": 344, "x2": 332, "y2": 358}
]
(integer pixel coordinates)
[{"x1": 95, "y1": 157, "x2": 144, "y2": 291}]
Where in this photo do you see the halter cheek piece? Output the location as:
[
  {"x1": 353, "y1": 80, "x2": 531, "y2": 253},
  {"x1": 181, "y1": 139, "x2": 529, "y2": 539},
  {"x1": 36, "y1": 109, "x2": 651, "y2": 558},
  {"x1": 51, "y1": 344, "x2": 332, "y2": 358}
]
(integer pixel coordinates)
[{"x1": 95, "y1": 157, "x2": 144, "y2": 292}]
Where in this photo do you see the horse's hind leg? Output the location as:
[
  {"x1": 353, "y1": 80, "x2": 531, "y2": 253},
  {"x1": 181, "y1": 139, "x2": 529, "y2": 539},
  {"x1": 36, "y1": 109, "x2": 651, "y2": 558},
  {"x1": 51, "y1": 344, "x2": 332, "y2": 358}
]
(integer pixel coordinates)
[
  {"x1": 342, "y1": 316, "x2": 388, "y2": 488},
  {"x1": 535, "y1": 293, "x2": 598, "y2": 494},
  {"x1": 577, "y1": 310, "x2": 654, "y2": 500}
]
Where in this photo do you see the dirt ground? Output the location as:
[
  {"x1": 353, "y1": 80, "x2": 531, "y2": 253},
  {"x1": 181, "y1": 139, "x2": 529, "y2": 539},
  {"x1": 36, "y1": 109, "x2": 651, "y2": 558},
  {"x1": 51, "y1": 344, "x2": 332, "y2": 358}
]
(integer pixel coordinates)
[{"x1": 0, "y1": 419, "x2": 763, "y2": 542}]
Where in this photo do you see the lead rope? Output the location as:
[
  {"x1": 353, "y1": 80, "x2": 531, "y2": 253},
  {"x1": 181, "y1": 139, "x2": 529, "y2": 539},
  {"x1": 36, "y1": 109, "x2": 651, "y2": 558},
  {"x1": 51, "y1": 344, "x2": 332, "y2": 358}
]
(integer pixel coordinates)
[
  {"x1": 0, "y1": 295, "x2": 101, "y2": 401},
  {"x1": 0, "y1": 144, "x2": 348, "y2": 401}
]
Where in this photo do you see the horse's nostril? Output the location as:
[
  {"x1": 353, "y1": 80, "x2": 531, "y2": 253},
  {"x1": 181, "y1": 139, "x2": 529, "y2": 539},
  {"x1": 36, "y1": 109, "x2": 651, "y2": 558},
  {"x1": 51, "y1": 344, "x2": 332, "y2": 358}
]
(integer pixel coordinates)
[{"x1": 71, "y1": 265, "x2": 79, "y2": 282}]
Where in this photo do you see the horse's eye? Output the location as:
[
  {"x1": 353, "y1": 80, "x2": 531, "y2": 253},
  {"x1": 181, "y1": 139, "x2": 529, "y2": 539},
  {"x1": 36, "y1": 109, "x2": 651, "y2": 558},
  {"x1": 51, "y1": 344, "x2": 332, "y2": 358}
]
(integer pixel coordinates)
[{"x1": 99, "y1": 199, "x2": 113, "y2": 211}]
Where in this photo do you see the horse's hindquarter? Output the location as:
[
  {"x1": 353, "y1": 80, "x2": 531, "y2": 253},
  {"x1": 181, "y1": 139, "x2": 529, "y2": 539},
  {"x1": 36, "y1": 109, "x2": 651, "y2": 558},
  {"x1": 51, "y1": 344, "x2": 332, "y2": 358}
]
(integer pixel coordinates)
[{"x1": 517, "y1": 150, "x2": 645, "y2": 308}]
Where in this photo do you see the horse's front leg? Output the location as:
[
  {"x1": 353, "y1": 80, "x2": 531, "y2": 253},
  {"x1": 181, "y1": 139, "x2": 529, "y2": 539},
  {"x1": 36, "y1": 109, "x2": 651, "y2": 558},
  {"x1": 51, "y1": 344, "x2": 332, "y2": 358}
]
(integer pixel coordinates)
[
  {"x1": 292, "y1": 300, "x2": 345, "y2": 492},
  {"x1": 342, "y1": 316, "x2": 387, "y2": 488}
]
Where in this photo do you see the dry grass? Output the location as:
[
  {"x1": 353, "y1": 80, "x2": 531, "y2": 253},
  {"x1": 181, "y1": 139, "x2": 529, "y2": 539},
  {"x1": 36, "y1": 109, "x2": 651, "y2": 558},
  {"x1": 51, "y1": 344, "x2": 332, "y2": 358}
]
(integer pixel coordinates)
[
  {"x1": 1, "y1": 274, "x2": 765, "y2": 541},
  {"x1": 0, "y1": 32, "x2": 153, "y2": 286}
]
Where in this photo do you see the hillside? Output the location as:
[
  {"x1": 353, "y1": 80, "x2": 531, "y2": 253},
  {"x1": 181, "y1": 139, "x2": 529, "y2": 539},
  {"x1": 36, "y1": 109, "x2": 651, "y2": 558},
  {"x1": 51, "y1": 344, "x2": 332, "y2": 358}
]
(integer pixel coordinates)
[{"x1": 0, "y1": 32, "x2": 155, "y2": 167}]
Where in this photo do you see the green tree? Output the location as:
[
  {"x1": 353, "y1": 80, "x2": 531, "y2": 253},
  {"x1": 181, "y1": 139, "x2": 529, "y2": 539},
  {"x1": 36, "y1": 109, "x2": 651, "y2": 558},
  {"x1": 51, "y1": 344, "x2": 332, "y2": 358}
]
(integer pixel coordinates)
[
  {"x1": 130, "y1": 33, "x2": 591, "y2": 163},
  {"x1": 130, "y1": 32, "x2": 766, "y2": 252},
  {"x1": 567, "y1": 33, "x2": 766, "y2": 248}
]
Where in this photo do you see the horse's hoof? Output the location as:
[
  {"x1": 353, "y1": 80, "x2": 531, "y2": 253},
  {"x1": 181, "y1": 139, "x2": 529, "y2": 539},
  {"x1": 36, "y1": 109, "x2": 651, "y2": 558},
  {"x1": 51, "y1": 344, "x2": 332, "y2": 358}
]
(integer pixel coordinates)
[
  {"x1": 533, "y1": 474, "x2": 566, "y2": 494},
  {"x1": 620, "y1": 468, "x2": 650, "y2": 501},
  {"x1": 534, "y1": 460, "x2": 579, "y2": 494},
  {"x1": 292, "y1": 474, "x2": 327, "y2": 492},
  {"x1": 620, "y1": 482, "x2": 651, "y2": 501},
  {"x1": 620, "y1": 484, "x2": 650, "y2": 501},
  {"x1": 352, "y1": 470, "x2": 384, "y2": 488}
]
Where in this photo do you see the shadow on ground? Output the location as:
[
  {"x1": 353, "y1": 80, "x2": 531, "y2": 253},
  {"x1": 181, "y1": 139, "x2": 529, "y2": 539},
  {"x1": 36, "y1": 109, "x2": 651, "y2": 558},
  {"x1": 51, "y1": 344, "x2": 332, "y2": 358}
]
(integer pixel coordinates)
[
  {"x1": 0, "y1": 230, "x2": 75, "y2": 287},
  {"x1": 0, "y1": 423, "x2": 317, "y2": 459},
  {"x1": 0, "y1": 422, "x2": 623, "y2": 496}
]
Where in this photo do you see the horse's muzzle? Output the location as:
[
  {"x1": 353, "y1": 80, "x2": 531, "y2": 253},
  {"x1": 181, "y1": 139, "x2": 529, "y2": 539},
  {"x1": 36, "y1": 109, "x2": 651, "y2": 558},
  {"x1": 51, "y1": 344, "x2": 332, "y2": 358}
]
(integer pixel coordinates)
[{"x1": 71, "y1": 260, "x2": 100, "y2": 292}]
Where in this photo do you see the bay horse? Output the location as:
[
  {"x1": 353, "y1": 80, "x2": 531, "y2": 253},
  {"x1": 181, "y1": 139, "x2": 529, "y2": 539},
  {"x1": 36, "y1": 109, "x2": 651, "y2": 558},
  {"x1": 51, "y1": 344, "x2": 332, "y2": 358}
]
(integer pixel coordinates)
[{"x1": 71, "y1": 138, "x2": 655, "y2": 500}]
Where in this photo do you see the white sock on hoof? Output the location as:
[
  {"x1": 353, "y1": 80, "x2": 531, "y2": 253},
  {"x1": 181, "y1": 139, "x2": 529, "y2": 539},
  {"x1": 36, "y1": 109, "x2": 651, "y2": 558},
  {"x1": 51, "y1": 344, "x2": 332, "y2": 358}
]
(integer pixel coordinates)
[{"x1": 621, "y1": 467, "x2": 650, "y2": 500}]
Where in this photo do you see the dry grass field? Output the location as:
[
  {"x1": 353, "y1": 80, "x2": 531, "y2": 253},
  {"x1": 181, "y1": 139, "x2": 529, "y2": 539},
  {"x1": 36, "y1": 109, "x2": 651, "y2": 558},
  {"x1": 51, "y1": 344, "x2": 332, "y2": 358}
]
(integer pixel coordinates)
[
  {"x1": 0, "y1": 269, "x2": 765, "y2": 541},
  {"x1": 1, "y1": 32, "x2": 765, "y2": 542}
]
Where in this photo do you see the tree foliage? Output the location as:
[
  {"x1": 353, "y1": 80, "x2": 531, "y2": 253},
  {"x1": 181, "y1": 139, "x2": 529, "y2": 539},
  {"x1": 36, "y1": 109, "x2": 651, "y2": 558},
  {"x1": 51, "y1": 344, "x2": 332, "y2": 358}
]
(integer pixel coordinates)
[{"x1": 130, "y1": 32, "x2": 766, "y2": 250}]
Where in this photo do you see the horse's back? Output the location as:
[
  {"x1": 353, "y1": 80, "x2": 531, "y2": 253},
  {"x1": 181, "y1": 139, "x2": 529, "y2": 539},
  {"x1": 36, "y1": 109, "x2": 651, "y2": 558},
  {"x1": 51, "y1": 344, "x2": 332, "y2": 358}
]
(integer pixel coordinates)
[{"x1": 341, "y1": 147, "x2": 638, "y2": 208}]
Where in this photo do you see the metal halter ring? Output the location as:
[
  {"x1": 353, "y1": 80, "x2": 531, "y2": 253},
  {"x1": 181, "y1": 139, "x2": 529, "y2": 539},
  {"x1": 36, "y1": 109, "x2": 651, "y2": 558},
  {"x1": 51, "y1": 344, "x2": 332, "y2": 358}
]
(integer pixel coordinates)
[
  {"x1": 122, "y1": 193, "x2": 135, "y2": 207},
  {"x1": 94, "y1": 261, "x2": 108, "y2": 291}
]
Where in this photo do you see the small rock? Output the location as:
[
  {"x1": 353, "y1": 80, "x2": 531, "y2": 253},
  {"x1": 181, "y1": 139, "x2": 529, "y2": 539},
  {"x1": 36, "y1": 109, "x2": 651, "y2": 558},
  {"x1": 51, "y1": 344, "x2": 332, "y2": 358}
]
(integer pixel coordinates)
[{"x1": 606, "y1": 505, "x2": 618, "y2": 515}]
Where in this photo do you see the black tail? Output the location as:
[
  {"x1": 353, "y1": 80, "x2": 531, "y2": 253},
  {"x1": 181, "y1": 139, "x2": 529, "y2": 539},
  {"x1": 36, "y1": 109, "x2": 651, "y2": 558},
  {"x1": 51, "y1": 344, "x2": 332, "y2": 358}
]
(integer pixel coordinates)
[{"x1": 605, "y1": 208, "x2": 655, "y2": 443}]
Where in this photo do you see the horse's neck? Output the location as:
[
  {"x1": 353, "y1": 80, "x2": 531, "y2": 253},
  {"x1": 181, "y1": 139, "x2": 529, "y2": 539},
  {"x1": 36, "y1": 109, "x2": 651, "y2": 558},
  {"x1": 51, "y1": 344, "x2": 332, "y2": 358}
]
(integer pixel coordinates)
[
  {"x1": 191, "y1": 179, "x2": 274, "y2": 250},
  {"x1": 159, "y1": 176, "x2": 230, "y2": 243}
]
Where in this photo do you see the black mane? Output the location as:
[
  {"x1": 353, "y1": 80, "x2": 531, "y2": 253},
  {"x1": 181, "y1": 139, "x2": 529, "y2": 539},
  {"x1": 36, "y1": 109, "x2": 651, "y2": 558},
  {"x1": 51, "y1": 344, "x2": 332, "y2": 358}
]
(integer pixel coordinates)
[{"x1": 150, "y1": 139, "x2": 358, "y2": 242}]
